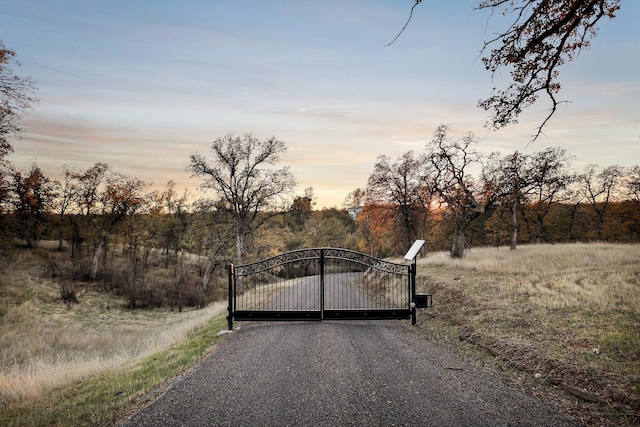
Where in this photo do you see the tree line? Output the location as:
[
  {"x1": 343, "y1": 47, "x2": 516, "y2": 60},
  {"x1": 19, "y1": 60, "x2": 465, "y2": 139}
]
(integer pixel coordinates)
[
  {"x1": 2, "y1": 124, "x2": 638, "y2": 267},
  {"x1": 1, "y1": 131, "x2": 637, "y2": 311},
  {"x1": 0, "y1": 135, "x2": 359, "y2": 310},
  {"x1": 348, "y1": 124, "x2": 640, "y2": 258}
]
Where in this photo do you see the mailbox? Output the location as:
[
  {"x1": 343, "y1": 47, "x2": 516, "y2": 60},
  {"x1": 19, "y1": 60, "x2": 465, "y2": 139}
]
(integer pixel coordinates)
[{"x1": 414, "y1": 293, "x2": 432, "y2": 308}]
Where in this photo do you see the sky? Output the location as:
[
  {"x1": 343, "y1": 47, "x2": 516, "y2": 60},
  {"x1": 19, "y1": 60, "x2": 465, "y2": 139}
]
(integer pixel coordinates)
[{"x1": 1, "y1": 0, "x2": 639, "y2": 208}]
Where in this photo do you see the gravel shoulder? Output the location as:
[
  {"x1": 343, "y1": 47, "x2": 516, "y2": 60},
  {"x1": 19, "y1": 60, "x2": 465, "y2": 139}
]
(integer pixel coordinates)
[{"x1": 122, "y1": 321, "x2": 576, "y2": 427}]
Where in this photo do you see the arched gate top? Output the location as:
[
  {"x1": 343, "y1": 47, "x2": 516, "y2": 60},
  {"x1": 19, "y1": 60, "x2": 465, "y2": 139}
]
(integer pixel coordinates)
[{"x1": 234, "y1": 247, "x2": 410, "y2": 277}]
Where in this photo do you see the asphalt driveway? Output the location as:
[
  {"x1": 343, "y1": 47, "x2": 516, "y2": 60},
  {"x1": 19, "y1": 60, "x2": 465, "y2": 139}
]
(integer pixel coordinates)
[{"x1": 122, "y1": 321, "x2": 575, "y2": 427}]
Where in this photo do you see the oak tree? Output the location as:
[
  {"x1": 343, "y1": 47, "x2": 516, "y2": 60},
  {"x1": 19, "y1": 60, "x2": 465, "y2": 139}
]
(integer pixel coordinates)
[
  {"x1": 9, "y1": 163, "x2": 56, "y2": 248},
  {"x1": 1, "y1": 40, "x2": 37, "y2": 158},
  {"x1": 288, "y1": 187, "x2": 316, "y2": 232},
  {"x1": 622, "y1": 165, "x2": 640, "y2": 202},
  {"x1": 52, "y1": 165, "x2": 78, "y2": 251},
  {"x1": 482, "y1": 151, "x2": 532, "y2": 250},
  {"x1": 67, "y1": 162, "x2": 110, "y2": 257},
  {"x1": 91, "y1": 172, "x2": 149, "y2": 280},
  {"x1": 477, "y1": 0, "x2": 621, "y2": 139},
  {"x1": 619, "y1": 165, "x2": 640, "y2": 238},
  {"x1": 424, "y1": 125, "x2": 494, "y2": 257},
  {"x1": 577, "y1": 163, "x2": 623, "y2": 240},
  {"x1": 524, "y1": 147, "x2": 575, "y2": 242},
  {"x1": 0, "y1": 41, "x2": 37, "y2": 231},
  {"x1": 393, "y1": 1, "x2": 621, "y2": 140},
  {"x1": 187, "y1": 133, "x2": 296, "y2": 267},
  {"x1": 366, "y1": 151, "x2": 430, "y2": 250}
]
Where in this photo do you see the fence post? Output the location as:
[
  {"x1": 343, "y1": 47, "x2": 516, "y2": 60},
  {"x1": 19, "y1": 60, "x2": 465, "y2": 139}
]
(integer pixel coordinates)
[{"x1": 227, "y1": 263, "x2": 234, "y2": 331}]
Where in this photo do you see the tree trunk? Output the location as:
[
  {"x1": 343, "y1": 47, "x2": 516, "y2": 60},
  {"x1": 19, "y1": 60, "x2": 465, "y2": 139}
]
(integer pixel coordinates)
[
  {"x1": 596, "y1": 205, "x2": 606, "y2": 241},
  {"x1": 70, "y1": 220, "x2": 80, "y2": 258},
  {"x1": 235, "y1": 226, "x2": 244, "y2": 266},
  {"x1": 235, "y1": 225, "x2": 244, "y2": 294},
  {"x1": 180, "y1": 248, "x2": 186, "y2": 284},
  {"x1": 90, "y1": 240, "x2": 103, "y2": 280},
  {"x1": 510, "y1": 199, "x2": 519, "y2": 250},
  {"x1": 534, "y1": 216, "x2": 543, "y2": 244},
  {"x1": 24, "y1": 223, "x2": 33, "y2": 248},
  {"x1": 569, "y1": 203, "x2": 580, "y2": 241},
  {"x1": 203, "y1": 259, "x2": 213, "y2": 291},
  {"x1": 451, "y1": 231, "x2": 465, "y2": 258},
  {"x1": 58, "y1": 217, "x2": 64, "y2": 251}
]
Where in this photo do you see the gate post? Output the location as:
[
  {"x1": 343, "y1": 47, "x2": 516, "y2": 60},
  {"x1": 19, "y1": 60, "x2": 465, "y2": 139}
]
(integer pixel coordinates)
[
  {"x1": 410, "y1": 262, "x2": 417, "y2": 325},
  {"x1": 227, "y1": 263, "x2": 234, "y2": 331},
  {"x1": 320, "y1": 249, "x2": 325, "y2": 321},
  {"x1": 404, "y1": 240, "x2": 425, "y2": 326}
]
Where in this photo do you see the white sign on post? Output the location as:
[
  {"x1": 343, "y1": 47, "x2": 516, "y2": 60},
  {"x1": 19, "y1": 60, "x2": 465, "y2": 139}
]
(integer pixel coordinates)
[{"x1": 404, "y1": 240, "x2": 425, "y2": 261}]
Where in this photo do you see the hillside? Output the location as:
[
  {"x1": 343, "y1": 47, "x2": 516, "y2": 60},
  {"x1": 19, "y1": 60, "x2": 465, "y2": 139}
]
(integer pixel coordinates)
[{"x1": 0, "y1": 244, "x2": 226, "y2": 405}]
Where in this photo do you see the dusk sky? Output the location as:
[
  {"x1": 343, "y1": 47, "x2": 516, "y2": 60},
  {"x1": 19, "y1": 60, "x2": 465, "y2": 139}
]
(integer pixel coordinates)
[{"x1": 1, "y1": 1, "x2": 639, "y2": 208}]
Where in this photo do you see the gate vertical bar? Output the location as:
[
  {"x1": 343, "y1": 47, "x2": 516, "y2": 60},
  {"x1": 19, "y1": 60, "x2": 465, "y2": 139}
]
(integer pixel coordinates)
[
  {"x1": 227, "y1": 263, "x2": 234, "y2": 330},
  {"x1": 410, "y1": 261, "x2": 417, "y2": 325},
  {"x1": 320, "y1": 249, "x2": 325, "y2": 320}
]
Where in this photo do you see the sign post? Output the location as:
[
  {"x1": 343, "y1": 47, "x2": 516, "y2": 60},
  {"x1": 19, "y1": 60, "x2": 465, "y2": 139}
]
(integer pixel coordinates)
[{"x1": 404, "y1": 240, "x2": 427, "y2": 325}]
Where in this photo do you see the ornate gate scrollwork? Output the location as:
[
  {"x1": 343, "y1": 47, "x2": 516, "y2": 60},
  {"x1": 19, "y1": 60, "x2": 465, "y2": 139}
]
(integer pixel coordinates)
[{"x1": 228, "y1": 247, "x2": 419, "y2": 329}]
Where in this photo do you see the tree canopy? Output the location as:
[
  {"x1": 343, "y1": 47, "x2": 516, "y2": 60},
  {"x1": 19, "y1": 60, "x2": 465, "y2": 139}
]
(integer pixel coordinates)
[
  {"x1": 187, "y1": 133, "x2": 296, "y2": 265},
  {"x1": 392, "y1": 1, "x2": 621, "y2": 140},
  {"x1": 0, "y1": 40, "x2": 37, "y2": 158}
]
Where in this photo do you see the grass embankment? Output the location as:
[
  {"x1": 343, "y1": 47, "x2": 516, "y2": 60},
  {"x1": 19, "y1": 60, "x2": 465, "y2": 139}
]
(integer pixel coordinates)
[
  {"x1": 0, "y1": 250, "x2": 229, "y2": 426},
  {"x1": 415, "y1": 243, "x2": 640, "y2": 426}
]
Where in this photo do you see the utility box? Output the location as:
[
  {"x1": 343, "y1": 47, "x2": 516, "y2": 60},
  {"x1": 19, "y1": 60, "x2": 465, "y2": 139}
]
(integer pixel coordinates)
[{"x1": 414, "y1": 293, "x2": 432, "y2": 308}]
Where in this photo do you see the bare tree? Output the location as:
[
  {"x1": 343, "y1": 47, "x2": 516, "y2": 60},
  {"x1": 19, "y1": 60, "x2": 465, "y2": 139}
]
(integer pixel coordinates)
[
  {"x1": 619, "y1": 165, "x2": 640, "y2": 239},
  {"x1": 8, "y1": 163, "x2": 56, "y2": 248},
  {"x1": 482, "y1": 151, "x2": 532, "y2": 250},
  {"x1": 390, "y1": 2, "x2": 621, "y2": 140},
  {"x1": 91, "y1": 173, "x2": 149, "y2": 280},
  {"x1": 1, "y1": 41, "x2": 37, "y2": 230},
  {"x1": 159, "y1": 180, "x2": 192, "y2": 277},
  {"x1": 577, "y1": 163, "x2": 623, "y2": 240},
  {"x1": 187, "y1": 133, "x2": 296, "y2": 267},
  {"x1": 288, "y1": 187, "x2": 316, "y2": 232},
  {"x1": 190, "y1": 198, "x2": 235, "y2": 291},
  {"x1": 68, "y1": 163, "x2": 110, "y2": 258},
  {"x1": 424, "y1": 125, "x2": 494, "y2": 257},
  {"x1": 52, "y1": 165, "x2": 78, "y2": 251},
  {"x1": 0, "y1": 40, "x2": 37, "y2": 158},
  {"x1": 525, "y1": 147, "x2": 575, "y2": 242},
  {"x1": 73, "y1": 163, "x2": 110, "y2": 216},
  {"x1": 366, "y1": 151, "x2": 430, "y2": 250},
  {"x1": 476, "y1": 0, "x2": 621, "y2": 140},
  {"x1": 483, "y1": 147, "x2": 574, "y2": 248},
  {"x1": 0, "y1": 153, "x2": 10, "y2": 214},
  {"x1": 622, "y1": 165, "x2": 640, "y2": 202},
  {"x1": 342, "y1": 187, "x2": 367, "y2": 209}
]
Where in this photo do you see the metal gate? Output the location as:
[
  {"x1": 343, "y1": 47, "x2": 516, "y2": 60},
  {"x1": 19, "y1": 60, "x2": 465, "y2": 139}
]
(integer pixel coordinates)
[{"x1": 227, "y1": 247, "x2": 427, "y2": 329}]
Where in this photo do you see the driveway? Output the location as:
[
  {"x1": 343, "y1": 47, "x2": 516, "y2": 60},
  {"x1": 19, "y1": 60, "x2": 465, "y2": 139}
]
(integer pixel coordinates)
[{"x1": 122, "y1": 321, "x2": 575, "y2": 426}]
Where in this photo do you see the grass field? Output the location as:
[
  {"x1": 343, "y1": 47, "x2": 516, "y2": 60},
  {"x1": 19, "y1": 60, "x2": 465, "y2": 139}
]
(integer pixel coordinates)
[
  {"x1": 414, "y1": 243, "x2": 640, "y2": 426},
  {"x1": 2, "y1": 242, "x2": 639, "y2": 426},
  {"x1": 0, "y1": 248, "x2": 229, "y2": 426}
]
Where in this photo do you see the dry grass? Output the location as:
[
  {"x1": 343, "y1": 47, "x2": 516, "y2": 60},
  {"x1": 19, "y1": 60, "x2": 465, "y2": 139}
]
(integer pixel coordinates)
[
  {"x1": 415, "y1": 242, "x2": 640, "y2": 426},
  {"x1": 234, "y1": 275, "x2": 301, "y2": 310},
  {"x1": 0, "y1": 251, "x2": 226, "y2": 405},
  {"x1": 423, "y1": 243, "x2": 640, "y2": 311},
  {"x1": 361, "y1": 269, "x2": 410, "y2": 308}
]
